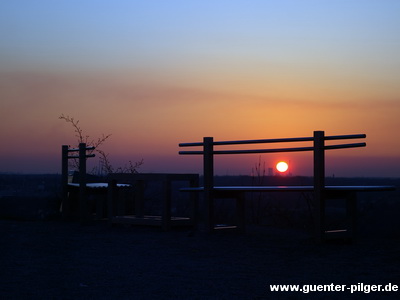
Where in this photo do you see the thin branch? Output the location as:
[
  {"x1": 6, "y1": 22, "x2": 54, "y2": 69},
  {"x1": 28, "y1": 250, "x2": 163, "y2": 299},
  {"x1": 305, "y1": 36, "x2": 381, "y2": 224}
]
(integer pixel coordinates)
[
  {"x1": 59, "y1": 114, "x2": 85, "y2": 143},
  {"x1": 60, "y1": 114, "x2": 143, "y2": 174}
]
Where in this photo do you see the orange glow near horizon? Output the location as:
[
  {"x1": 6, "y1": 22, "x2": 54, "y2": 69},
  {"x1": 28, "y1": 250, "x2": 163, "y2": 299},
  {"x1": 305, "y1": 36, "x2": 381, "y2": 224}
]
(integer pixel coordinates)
[
  {"x1": 0, "y1": 70, "x2": 399, "y2": 176},
  {"x1": 1, "y1": 2, "x2": 400, "y2": 176}
]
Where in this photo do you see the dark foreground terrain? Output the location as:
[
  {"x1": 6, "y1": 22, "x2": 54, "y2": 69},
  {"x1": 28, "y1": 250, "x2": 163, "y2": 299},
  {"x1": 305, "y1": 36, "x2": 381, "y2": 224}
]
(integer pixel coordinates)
[
  {"x1": 1, "y1": 219, "x2": 399, "y2": 299},
  {"x1": 1, "y1": 174, "x2": 399, "y2": 299}
]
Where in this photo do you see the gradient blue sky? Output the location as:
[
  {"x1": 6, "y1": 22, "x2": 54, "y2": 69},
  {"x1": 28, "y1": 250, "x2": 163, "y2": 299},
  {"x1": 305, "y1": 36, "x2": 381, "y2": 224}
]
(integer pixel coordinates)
[{"x1": 1, "y1": 0, "x2": 399, "y2": 176}]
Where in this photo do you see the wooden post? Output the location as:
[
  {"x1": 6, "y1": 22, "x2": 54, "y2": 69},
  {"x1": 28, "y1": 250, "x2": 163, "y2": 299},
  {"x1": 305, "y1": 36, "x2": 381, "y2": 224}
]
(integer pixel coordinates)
[
  {"x1": 162, "y1": 178, "x2": 172, "y2": 231},
  {"x1": 313, "y1": 131, "x2": 325, "y2": 242},
  {"x1": 79, "y1": 143, "x2": 88, "y2": 224},
  {"x1": 107, "y1": 179, "x2": 117, "y2": 226},
  {"x1": 203, "y1": 137, "x2": 214, "y2": 232},
  {"x1": 190, "y1": 175, "x2": 200, "y2": 230},
  {"x1": 236, "y1": 192, "x2": 246, "y2": 233},
  {"x1": 346, "y1": 191, "x2": 357, "y2": 240},
  {"x1": 135, "y1": 180, "x2": 145, "y2": 218},
  {"x1": 61, "y1": 145, "x2": 69, "y2": 219}
]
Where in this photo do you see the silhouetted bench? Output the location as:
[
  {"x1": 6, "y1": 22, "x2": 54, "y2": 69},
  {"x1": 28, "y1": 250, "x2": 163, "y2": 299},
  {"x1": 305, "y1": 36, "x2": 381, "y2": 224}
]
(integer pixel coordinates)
[
  {"x1": 61, "y1": 143, "x2": 130, "y2": 223},
  {"x1": 179, "y1": 131, "x2": 395, "y2": 241},
  {"x1": 107, "y1": 173, "x2": 199, "y2": 231}
]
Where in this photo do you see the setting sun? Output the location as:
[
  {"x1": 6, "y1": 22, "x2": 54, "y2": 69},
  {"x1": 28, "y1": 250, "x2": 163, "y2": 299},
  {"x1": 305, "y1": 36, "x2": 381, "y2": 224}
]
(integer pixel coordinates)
[{"x1": 276, "y1": 161, "x2": 289, "y2": 173}]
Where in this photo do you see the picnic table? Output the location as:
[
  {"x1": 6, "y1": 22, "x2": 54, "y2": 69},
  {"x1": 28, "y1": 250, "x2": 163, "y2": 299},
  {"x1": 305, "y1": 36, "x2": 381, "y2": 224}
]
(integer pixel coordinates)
[{"x1": 179, "y1": 131, "x2": 395, "y2": 241}]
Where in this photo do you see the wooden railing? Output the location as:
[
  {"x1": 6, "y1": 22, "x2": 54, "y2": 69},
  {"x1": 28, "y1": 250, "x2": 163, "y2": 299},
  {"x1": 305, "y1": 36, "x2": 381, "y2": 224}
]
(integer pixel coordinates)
[
  {"x1": 179, "y1": 131, "x2": 395, "y2": 241},
  {"x1": 61, "y1": 143, "x2": 95, "y2": 222}
]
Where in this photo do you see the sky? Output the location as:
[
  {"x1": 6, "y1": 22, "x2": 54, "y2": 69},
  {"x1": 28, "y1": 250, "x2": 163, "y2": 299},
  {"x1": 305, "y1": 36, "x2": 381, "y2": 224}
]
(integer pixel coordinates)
[{"x1": 0, "y1": 0, "x2": 399, "y2": 177}]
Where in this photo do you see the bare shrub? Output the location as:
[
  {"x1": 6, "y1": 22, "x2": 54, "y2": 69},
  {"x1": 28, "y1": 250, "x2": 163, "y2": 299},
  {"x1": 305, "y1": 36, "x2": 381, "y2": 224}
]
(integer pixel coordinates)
[{"x1": 59, "y1": 114, "x2": 143, "y2": 174}]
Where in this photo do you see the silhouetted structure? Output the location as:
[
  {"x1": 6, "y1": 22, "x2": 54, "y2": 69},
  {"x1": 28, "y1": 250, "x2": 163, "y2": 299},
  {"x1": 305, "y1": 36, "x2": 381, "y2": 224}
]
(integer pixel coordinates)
[
  {"x1": 61, "y1": 143, "x2": 130, "y2": 223},
  {"x1": 61, "y1": 143, "x2": 198, "y2": 230},
  {"x1": 179, "y1": 131, "x2": 396, "y2": 242},
  {"x1": 107, "y1": 173, "x2": 199, "y2": 231}
]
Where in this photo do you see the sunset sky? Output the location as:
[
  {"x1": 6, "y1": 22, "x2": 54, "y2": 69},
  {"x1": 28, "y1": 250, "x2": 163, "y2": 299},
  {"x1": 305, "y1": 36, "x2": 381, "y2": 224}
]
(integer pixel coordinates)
[{"x1": 1, "y1": 0, "x2": 399, "y2": 177}]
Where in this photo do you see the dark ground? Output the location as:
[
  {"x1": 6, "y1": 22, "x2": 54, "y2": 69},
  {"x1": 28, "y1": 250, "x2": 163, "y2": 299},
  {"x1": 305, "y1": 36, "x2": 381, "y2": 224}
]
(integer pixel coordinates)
[
  {"x1": 1, "y1": 175, "x2": 399, "y2": 299},
  {"x1": 1, "y1": 219, "x2": 399, "y2": 300}
]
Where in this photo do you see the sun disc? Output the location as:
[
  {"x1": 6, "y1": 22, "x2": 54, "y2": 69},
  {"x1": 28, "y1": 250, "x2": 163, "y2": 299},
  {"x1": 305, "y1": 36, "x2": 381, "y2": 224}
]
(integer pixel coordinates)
[{"x1": 276, "y1": 161, "x2": 289, "y2": 173}]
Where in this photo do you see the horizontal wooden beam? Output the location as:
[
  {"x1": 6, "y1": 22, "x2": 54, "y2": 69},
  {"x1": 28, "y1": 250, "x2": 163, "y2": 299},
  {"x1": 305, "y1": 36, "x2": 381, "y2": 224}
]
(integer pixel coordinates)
[
  {"x1": 325, "y1": 142, "x2": 366, "y2": 150},
  {"x1": 214, "y1": 146, "x2": 314, "y2": 155},
  {"x1": 324, "y1": 134, "x2": 366, "y2": 140},
  {"x1": 179, "y1": 142, "x2": 366, "y2": 155},
  {"x1": 179, "y1": 133, "x2": 366, "y2": 148},
  {"x1": 67, "y1": 146, "x2": 96, "y2": 152},
  {"x1": 67, "y1": 154, "x2": 95, "y2": 159}
]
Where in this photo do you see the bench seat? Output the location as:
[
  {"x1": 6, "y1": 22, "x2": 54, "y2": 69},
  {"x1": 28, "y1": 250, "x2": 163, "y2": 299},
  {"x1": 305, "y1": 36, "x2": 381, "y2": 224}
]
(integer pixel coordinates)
[
  {"x1": 68, "y1": 183, "x2": 131, "y2": 189},
  {"x1": 181, "y1": 184, "x2": 395, "y2": 238},
  {"x1": 181, "y1": 185, "x2": 395, "y2": 193},
  {"x1": 178, "y1": 132, "x2": 396, "y2": 240}
]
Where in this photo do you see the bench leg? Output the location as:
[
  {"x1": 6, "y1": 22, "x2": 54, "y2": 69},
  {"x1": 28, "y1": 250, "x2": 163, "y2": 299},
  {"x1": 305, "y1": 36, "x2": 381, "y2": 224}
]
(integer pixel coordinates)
[
  {"x1": 135, "y1": 180, "x2": 145, "y2": 218},
  {"x1": 107, "y1": 181, "x2": 115, "y2": 225},
  {"x1": 236, "y1": 192, "x2": 246, "y2": 233},
  {"x1": 79, "y1": 186, "x2": 88, "y2": 225},
  {"x1": 189, "y1": 179, "x2": 200, "y2": 231},
  {"x1": 314, "y1": 195, "x2": 325, "y2": 243},
  {"x1": 346, "y1": 192, "x2": 357, "y2": 240},
  {"x1": 204, "y1": 190, "x2": 214, "y2": 233},
  {"x1": 321, "y1": 191, "x2": 358, "y2": 242},
  {"x1": 162, "y1": 179, "x2": 172, "y2": 232},
  {"x1": 95, "y1": 195, "x2": 105, "y2": 220},
  {"x1": 62, "y1": 191, "x2": 71, "y2": 220}
]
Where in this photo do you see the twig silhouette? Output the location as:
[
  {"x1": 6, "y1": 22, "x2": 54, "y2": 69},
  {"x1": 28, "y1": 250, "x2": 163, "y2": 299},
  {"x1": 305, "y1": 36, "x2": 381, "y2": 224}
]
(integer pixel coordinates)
[{"x1": 59, "y1": 114, "x2": 143, "y2": 174}]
